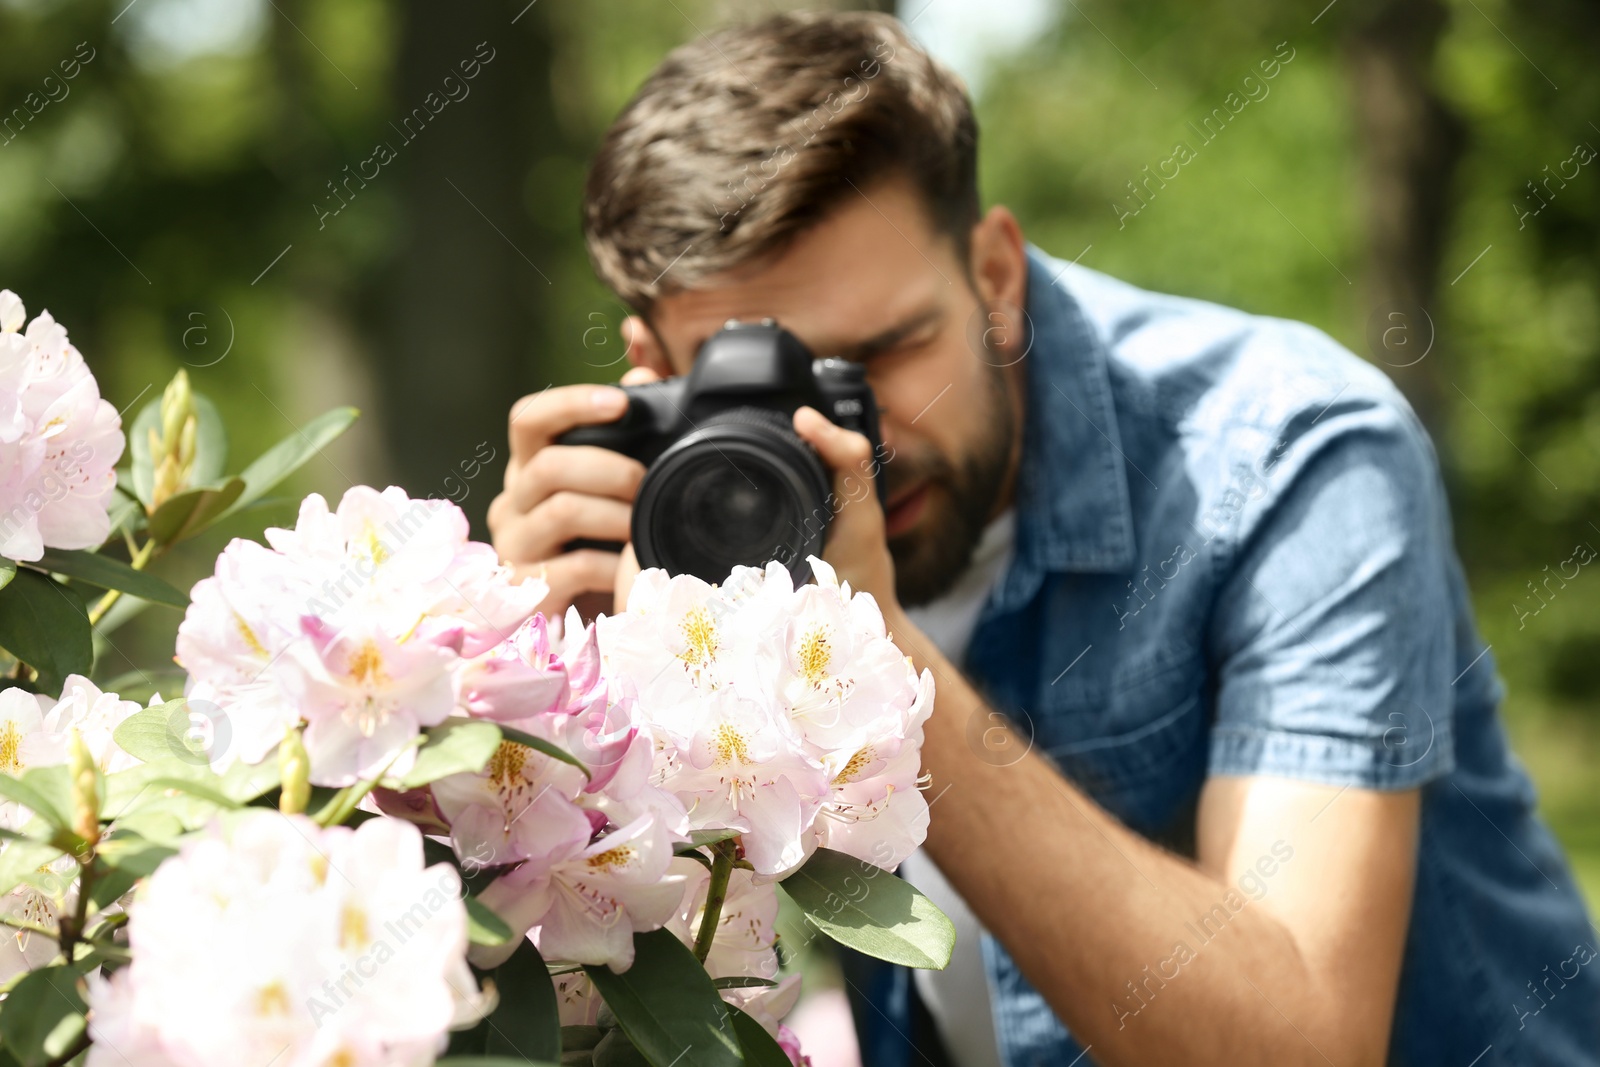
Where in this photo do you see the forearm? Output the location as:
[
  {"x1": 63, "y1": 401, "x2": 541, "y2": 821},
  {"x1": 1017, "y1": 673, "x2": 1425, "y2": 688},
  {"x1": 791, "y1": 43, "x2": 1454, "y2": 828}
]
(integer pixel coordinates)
[{"x1": 884, "y1": 608, "x2": 1373, "y2": 1066}]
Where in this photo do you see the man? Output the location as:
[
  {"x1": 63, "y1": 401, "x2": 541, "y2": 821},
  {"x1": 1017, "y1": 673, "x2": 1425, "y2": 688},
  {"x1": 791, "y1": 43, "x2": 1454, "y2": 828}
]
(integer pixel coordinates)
[{"x1": 487, "y1": 11, "x2": 1599, "y2": 1066}]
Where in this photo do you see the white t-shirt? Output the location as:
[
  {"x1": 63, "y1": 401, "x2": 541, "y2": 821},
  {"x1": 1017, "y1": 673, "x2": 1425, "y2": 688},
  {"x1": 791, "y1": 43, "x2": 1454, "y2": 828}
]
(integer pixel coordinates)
[{"x1": 899, "y1": 509, "x2": 1015, "y2": 1067}]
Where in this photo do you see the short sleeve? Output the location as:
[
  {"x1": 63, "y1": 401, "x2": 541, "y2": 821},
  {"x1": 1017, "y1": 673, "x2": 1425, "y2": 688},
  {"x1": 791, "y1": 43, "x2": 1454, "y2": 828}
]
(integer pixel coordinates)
[{"x1": 1206, "y1": 402, "x2": 1456, "y2": 790}]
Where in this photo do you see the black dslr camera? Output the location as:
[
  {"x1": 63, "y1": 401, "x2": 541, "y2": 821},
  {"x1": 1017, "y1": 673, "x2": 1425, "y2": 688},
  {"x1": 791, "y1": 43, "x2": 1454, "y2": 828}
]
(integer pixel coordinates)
[{"x1": 558, "y1": 321, "x2": 885, "y2": 584}]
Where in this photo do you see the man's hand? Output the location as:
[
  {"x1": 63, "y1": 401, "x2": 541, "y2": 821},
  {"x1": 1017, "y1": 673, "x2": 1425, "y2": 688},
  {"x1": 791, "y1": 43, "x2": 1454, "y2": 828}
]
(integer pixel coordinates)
[
  {"x1": 791, "y1": 405, "x2": 900, "y2": 620},
  {"x1": 486, "y1": 370, "x2": 659, "y2": 618}
]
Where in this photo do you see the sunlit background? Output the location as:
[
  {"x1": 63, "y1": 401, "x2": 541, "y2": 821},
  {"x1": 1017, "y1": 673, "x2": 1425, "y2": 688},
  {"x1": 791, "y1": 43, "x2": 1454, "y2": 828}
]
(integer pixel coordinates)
[{"x1": 1, "y1": 0, "x2": 1595, "y2": 981}]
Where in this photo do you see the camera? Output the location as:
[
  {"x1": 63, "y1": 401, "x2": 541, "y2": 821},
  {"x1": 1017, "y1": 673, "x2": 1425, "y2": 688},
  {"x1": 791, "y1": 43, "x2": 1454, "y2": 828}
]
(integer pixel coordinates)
[{"x1": 557, "y1": 320, "x2": 885, "y2": 585}]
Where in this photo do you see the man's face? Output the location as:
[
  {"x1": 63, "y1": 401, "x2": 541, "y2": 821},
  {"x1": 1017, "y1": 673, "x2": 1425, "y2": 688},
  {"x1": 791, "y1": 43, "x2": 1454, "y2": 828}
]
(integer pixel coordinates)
[{"x1": 641, "y1": 179, "x2": 1027, "y2": 607}]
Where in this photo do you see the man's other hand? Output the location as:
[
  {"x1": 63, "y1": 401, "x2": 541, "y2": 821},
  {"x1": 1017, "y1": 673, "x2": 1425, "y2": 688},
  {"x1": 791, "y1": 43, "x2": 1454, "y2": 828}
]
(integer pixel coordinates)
[{"x1": 792, "y1": 405, "x2": 900, "y2": 622}]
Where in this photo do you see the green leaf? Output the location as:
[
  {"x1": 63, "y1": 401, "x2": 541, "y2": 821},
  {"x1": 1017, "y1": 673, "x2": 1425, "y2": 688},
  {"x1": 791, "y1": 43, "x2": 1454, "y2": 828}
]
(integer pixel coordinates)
[
  {"x1": 777, "y1": 848, "x2": 955, "y2": 970},
  {"x1": 0, "y1": 570, "x2": 91, "y2": 692},
  {"x1": 730, "y1": 1007, "x2": 791, "y2": 1067},
  {"x1": 0, "y1": 965, "x2": 86, "y2": 1067},
  {"x1": 482, "y1": 939, "x2": 561, "y2": 1063},
  {"x1": 0, "y1": 838, "x2": 66, "y2": 897},
  {"x1": 146, "y1": 476, "x2": 246, "y2": 546},
  {"x1": 711, "y1": 977, "x2": 778, "y2": 990},
  {"x1": 396, "y1": 719, "x2": 503, "y2": 789},
  {"x1": 112, "y1": 701, "x2": 214, "y2": 766},
  {"x1": 466, "y1": 893, "x2": 513, "y2": 947},
  {"x1": 35, "y1": 548, "x2": 188, "y2": 609},
  {"x1": 0, "y1": 558, "x2": 14, "y2": 593},
  {"x1": 0, "y1": 767, "x2": 71, "y2": 830},
  {"x1": 497, "y1": 725, "x2": 591, "y2": 781},
  {"x1": 222, "y1": 406, "x2": 360, "y2": 518},
  {"x1": 128, "y1": 391, "x2": 227, "y2": 508},
  {"x1": 583, "y1": 929, "x2": 743, "y2": 1067},
  {"x1": 144, "y1": 776, "x2": 241, "y2": 810},
  {"x1": 102, "y1": 759, "x2": 235, "y2": 831},
  {"x1": 434, "y1": 1059, "x2": 560, "y2": 1066}
]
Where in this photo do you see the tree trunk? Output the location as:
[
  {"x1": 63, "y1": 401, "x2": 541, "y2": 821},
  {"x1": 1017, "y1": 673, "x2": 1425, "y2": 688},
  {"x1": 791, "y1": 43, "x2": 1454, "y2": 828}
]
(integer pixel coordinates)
[
  {"x1": 372, "y1": 2, "x2": 560, "y2": 535},
  {"x1": 1343, "y1": 0, "x2": 1465, "y2": 434}
]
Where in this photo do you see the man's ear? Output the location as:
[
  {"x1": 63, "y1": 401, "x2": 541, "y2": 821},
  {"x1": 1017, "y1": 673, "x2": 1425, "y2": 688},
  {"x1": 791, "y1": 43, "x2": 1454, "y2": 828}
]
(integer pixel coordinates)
[
  {"x1": 622, "y1": 316, "x2": 673, "y2": 378},
  {"x1": 969, "y1": 205, "x2": 1027, "y2": 311}
]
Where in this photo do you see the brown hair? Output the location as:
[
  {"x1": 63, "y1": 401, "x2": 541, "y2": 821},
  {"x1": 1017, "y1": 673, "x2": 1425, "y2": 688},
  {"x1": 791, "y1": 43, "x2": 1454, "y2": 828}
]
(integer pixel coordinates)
[{"x1": 582, "y1": 11, "x2": 979, "y2": 311}]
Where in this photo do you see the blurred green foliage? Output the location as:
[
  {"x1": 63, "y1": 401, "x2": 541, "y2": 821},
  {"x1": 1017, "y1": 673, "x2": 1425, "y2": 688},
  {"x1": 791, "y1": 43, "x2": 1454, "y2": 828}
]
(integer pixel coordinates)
[{"x1": 0, "y1": 0, "x2": 1595, "y2": 901}]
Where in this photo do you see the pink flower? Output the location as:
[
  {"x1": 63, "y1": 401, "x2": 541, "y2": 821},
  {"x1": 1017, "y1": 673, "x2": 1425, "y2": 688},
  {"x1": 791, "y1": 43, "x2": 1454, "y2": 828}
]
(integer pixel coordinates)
[
  {"x1": 0, "y1": 291, "x2": 123, "y2": 562},
  {"x1": 175, "y1": 487, "x2": 548, "y2": 786}
]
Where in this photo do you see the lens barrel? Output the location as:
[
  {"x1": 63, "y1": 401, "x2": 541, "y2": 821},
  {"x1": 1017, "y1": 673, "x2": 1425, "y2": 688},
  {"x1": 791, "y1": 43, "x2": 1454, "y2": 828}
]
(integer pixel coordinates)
[{"x1": 630, "y1": 407, "x2": 831, "y2": 584}]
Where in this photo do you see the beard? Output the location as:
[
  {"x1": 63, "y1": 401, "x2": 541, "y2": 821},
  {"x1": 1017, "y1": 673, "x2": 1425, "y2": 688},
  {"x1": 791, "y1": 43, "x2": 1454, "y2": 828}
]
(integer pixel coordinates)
[{"x1": 883, "y1": 357, "x2": 1017, "y2": 608}]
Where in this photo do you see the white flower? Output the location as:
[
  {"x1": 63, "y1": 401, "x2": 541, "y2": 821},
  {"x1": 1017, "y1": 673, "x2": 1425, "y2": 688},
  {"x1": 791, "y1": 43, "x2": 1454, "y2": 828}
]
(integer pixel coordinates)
[
  {"x1": 86, "y1": 812, "x2": 485, "y2": 1067},
  {"x1": 41, "y1": 674, "x2": 144, "y2": 773},
  {"x1": 0, "y1": 292, "x2": 124, "y2": 561},
  {"x1": 473, "y1": 812, "x2": 686, "y2": 973},
  {"x1": 0, "y1": 853, "x2": 75, "y2": 986},
  {"x1": 0, "y1": 687, "x2": 65, "y2": 830},
  {"x1": 175, "y1": 486, "x2": 548, "y2": 786}
]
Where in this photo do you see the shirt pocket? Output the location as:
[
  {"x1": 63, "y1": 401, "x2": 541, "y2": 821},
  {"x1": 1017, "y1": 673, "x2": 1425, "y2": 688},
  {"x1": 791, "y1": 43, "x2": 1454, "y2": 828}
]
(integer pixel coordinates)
[{"x1": 1037, "y1": 651, "x2": 1210, "y2": 837}]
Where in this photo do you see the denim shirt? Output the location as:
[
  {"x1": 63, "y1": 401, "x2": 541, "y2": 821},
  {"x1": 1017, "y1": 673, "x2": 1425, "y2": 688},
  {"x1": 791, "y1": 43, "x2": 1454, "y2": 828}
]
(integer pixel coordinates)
[{"x1": 844, "y1": 246, "x2": 1600, "y2": 1067}]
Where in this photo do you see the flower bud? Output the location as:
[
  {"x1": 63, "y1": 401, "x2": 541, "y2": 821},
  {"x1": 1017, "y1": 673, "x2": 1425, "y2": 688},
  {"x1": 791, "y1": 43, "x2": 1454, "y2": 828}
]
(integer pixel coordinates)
[
  {"x1": 150, "y1": 369, "x2": 198, "y2": 511},
  {"x1": 279, "y1": 724, "x2": 311, "y2": 815},
  {"x1": 68, "y1": 727, "x2": 100, "y2": 847}
]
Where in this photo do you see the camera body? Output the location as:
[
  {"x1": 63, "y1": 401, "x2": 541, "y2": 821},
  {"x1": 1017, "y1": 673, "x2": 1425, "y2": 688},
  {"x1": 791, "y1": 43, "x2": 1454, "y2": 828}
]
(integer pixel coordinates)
[{"x1": 558, "y1": 320, "x2": 884, "y2": 584}]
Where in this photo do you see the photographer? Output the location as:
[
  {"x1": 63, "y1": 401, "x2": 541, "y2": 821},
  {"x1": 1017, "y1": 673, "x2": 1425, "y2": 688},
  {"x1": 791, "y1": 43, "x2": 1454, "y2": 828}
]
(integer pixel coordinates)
[{"x1": 487, "y1": 12, "x2": 1597, "y2": 1067}]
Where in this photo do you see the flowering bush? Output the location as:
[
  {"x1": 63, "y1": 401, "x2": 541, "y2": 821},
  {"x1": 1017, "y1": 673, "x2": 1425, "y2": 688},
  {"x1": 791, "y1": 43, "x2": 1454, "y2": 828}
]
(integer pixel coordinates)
[{"x1": 0, "y1": 292, "x2": 953, "y2": 1067}]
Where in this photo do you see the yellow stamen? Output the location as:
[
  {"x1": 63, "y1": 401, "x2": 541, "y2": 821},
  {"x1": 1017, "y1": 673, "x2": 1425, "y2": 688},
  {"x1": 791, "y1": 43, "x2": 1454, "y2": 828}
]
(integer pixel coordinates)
[
  {"x1": 347, "y1": 641, "x2": 386, "y2": 687},
  {"x1": 487, "y1": 741, "x2": 528, "y2": 787},
  {"x1": 713, "y1": 723, "x2": 751, "y2": 767},
  {"x1": 797, "y1": 626, "x2": 833, "y2": 687},
  {"x1": 255, "y1": 981, "x2": 291, "y2": 1016},
  {"x1": 679, "y1": 607, "x2": 719, "y2": 667},
  {"x1": 586, "y1": 844, "x2": 636, "y2": 871},
  {"x1": 0, "y1": 720, "x2": 22, "y2": 775}
]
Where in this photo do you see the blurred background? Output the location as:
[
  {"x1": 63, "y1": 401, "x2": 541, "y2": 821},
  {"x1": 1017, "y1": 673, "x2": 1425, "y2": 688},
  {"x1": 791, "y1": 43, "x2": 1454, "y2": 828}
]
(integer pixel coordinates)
[{"x1": 0, "y1": 0, "x2": 1595, "y2": 947}]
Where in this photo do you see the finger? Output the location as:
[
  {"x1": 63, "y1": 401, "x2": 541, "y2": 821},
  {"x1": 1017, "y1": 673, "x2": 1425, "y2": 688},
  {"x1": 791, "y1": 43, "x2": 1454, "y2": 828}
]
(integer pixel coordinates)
[
  {"x1": 509, "y1": 445, "x2": 647, "y2": 513},
  {"x1": 507, "y1": 384, "x2": 629, "y2": 466},
  {"x1": 495, "y1": 492, "x2": 632, "y2": 564},
  {"x1": 613, "y1": 541, "x2": 642, "y2": 614},
  {"x1": 620, "y1": 365, "x2": 664, "y2": 386},
  {"x1": 793, "y1": 405, "x2": 886, "y2": 538},
  {"x1": 517, "y1": 550, "x2": 620, "y2": 618}
]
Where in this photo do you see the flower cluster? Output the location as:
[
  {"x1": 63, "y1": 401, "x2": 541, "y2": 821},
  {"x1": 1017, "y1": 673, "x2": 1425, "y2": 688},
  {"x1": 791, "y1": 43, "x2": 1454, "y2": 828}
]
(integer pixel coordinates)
[
  {"x1": 599, "y1": 558, "x2": 935, "y2": 877},
  {"x1": 152, "y1": 486, "x2": 934, "y2": 1063},
  {"x1": 0, "y1": 290, "x2": 123, "y2": 562},
  {"x1": 176, "y1": 486, "x2": 547, "y2": 785},
  {"x1": 87, "y1": 813, "x2": 486, "y2": 1067}
]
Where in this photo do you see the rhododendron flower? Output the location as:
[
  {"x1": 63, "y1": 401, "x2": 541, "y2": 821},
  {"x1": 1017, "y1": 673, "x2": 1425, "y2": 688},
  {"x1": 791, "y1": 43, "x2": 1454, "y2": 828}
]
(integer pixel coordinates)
[
  {"x1": 473, "y1": 812, "x2": 685, "y2": 972},
  {"x1": 431, "y1": 739, "x2": 592, "y2": 872},
  {"x1": 175, "y1": 486, "x2": 546, "y2": 785},
  {"x1": 0, "y1": 853, "x2": 73, "y2": 985},
  {"x1": 86, "y1": 812, "x2": 486, "y2": 1067},
  {"x1": 0, "y1": 291, "x2": 123, "y2": 562},
  {"x1": 0, "y1": 677, "x2": 147, "y2": 829},
  {"x1": 42, "y1": 675, "x2": 147, "y2": 774}
]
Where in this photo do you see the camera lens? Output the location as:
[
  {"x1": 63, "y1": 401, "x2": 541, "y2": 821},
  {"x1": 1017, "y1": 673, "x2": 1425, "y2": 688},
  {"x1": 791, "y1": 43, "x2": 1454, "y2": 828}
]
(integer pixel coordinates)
[{"x1": 632, "y1": 408, "x2": 831, "y2": 585}]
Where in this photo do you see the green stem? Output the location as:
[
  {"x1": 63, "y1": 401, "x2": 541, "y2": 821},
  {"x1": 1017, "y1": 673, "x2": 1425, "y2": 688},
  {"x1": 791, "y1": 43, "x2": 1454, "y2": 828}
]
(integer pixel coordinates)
[
  {"x1": 57, "y1": 859, "x2": 96, "y2": 959},
  {"x1": 693, "y1": 842, "x2": 736, "y2": 964},
  {"x1": 87, "y1": 537, "x2": 157, "y2": 626}
]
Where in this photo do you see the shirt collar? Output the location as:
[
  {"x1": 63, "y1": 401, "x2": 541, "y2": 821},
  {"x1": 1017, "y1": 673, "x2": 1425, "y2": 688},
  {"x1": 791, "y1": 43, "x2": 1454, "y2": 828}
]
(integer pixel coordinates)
[{"x1": 991, "y1": 246, "x2": 1136, "y2": 611}]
